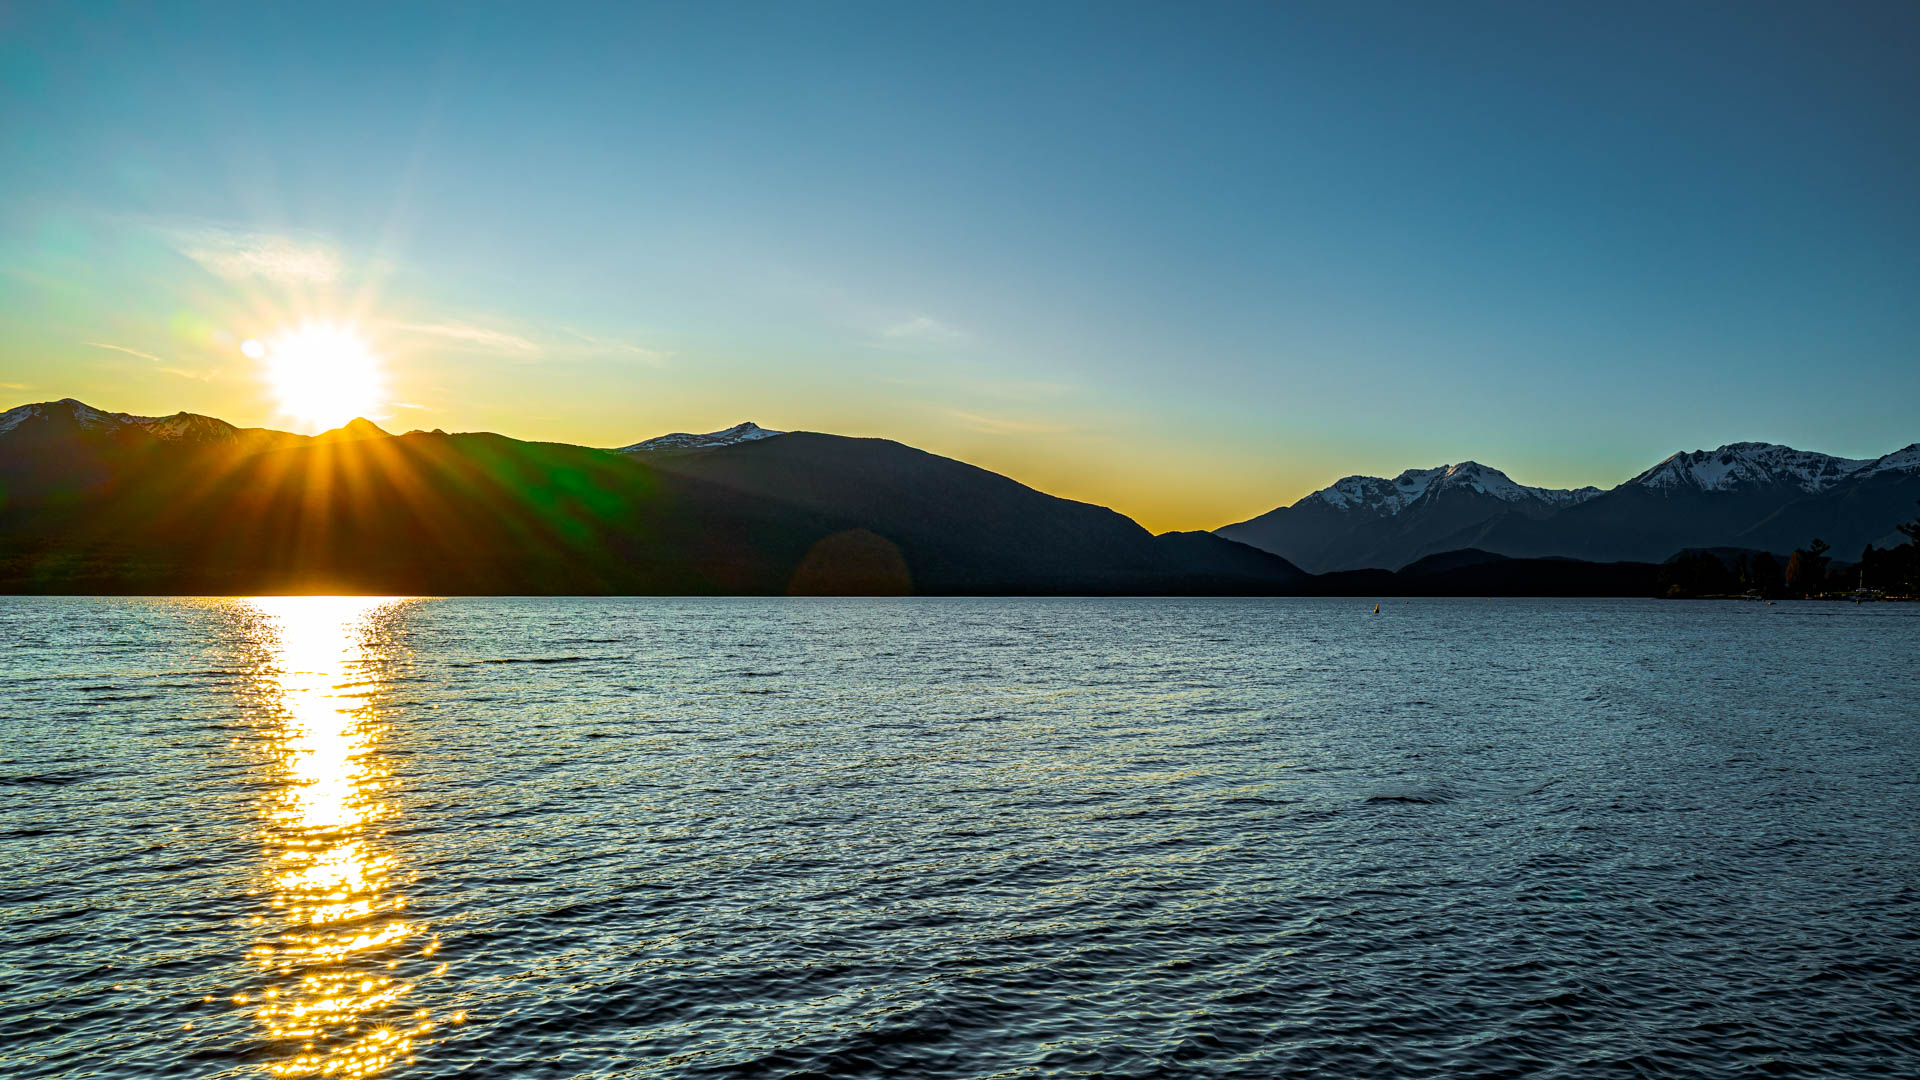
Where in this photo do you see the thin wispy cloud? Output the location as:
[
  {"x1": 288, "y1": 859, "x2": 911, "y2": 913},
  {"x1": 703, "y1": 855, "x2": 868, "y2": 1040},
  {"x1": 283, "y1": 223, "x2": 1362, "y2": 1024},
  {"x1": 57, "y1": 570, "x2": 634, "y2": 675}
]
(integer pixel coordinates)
[
  {"x1": 945, "y1": 409, "x2": 1073, "y2": 436},
  {"x1": 0, "y1": 382, "x2": 27, "y2": 391},
  {"x1": 165, "y1": 226, "x2": 342, "y2": 284},
  {"x1": 390, "y1": 320, "x2": 668, "y2": 365},
  {"x1": 84, "y1": 341, "x2": 213, "y2": 380},
  {"x1": 983, "y1": 377, "x2": 1079, "y2": 400},
  {"x1": 83, "y1": 340, "x2": 167, "y2": 364},
  {"x1": 557, "y1": 327, "x2": 670, "y2": 365},
  {"x1": 390, "y1": 322, "x2": 541, "y2": 354},
  {"x1": 883, "y1": 315, "x2": 965, "y2": 345}
]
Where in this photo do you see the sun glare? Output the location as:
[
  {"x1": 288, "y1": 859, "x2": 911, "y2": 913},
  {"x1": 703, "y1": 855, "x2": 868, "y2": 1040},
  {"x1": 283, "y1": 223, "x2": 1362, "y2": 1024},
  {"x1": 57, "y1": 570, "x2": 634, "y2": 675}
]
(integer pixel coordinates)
[{"x1": 260, "y1": 324, "x2": 384, "y2": 432}]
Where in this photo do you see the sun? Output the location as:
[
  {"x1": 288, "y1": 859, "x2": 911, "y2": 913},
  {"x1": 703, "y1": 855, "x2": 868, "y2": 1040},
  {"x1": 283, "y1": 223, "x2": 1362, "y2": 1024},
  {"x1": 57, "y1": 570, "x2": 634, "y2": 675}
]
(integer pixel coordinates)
[{"x1": 257, "y1": 323, "x2": 385, "y2": 432}]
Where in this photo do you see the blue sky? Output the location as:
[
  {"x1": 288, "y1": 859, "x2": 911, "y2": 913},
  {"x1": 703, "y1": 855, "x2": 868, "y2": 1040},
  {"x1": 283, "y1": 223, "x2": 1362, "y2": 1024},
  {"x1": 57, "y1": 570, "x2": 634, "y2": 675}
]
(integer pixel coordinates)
[{"x1": 2, "y1": 1, "x2": 1916, "y2": 529}]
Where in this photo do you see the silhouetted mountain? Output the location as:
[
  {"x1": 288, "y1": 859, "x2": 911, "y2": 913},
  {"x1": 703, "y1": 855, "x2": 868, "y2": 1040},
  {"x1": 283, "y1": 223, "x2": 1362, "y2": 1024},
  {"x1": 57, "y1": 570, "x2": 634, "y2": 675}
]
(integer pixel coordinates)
[
  {"x1": 0, "y1": 397, "x2": 309, "y2": 451},
  {"x1": 0, "y1": 398, "x2": 307, "y2": 499},
  {"x1": 1394, "y1": 548, "x2": 1510, "y2": 576},
  {"x1": 312, "y1": 417, "x2": 392, "y2": 444},
  {"x1": 5, "y1": 398, "x2": 1902, "y2": 597},
  {"x1": 0, "y1": 400, "x2": 1305, "y2": 595},
  {"x1": 1292, "y1": 551, "x2": 1655, "y2": 597},
  {"x1": 1150, "y1": 531, "x2": 1314, "y2": 592},
  {"x1": 1394, "y1": 554, "x2": 1656, "y2": 597},
  {"x1": 1662, "y1": 547, "x2": 1781, "y2": 572},
  {"x1": 629, "y1": 431, "x2": 1311, "y2": 593}
]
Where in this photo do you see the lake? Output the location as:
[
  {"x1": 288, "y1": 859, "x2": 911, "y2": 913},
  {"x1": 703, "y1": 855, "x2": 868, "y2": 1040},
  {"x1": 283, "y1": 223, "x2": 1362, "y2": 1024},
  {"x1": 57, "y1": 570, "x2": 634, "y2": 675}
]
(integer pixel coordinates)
[{"x1": 3, "y1": 597, "x2": 1917, "y2": 1078}]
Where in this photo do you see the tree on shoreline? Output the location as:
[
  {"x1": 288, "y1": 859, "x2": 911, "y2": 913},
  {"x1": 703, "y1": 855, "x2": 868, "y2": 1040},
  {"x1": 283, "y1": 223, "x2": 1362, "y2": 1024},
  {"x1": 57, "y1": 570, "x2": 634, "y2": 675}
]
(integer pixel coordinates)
[
  {"x1": 1786, "y1": 538, "x2": 1831, "y2": 595},
  {"x1": 1658, "y1": 551, "x2": 1735, "y2": 598},
  {"x1": 1858, "y1": 501, "x2": 1920, "y2": 595},
  {"x1": 1655, "y1": 505, "x2": 1918, "y2": 600}
]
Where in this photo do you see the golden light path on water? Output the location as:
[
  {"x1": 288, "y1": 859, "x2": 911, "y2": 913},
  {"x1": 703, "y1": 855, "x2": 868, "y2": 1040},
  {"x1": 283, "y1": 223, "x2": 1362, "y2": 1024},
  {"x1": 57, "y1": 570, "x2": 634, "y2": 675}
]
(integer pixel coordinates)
[{"x1": 242, "y1": 597, "x2": 450, "y2": 1079}]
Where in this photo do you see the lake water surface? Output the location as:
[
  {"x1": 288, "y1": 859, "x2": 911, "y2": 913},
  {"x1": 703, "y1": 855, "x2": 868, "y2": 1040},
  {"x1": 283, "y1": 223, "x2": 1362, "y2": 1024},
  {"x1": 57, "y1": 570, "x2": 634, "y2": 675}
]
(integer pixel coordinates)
[{"x1": 3, "y1": 597, "x2": 1917, "y2": 1078}]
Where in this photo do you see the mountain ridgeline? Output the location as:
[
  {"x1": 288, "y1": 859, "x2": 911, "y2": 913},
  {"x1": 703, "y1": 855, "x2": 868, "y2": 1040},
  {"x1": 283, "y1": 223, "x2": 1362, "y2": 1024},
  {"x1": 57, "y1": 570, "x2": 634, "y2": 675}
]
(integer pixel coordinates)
[
  {"x1": 1, "y1": 398, "x2": 1912, "y2": 596},
  {"x1": 0, "y1": 399, "x2": 1302, "y2": 595},
  {"x1": 1219, "y1": 444, "x2": 1920, "y2": 578}
]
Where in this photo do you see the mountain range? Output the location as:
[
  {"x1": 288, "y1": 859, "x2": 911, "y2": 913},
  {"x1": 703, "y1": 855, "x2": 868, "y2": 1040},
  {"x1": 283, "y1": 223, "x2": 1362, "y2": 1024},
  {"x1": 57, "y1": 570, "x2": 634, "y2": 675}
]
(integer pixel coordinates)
[
  {"x1": 1219, "y1": 442, "x2": 1920, "y2": 573},
  {"x1": 0, "y1": 399, "x2": 1303, "y2": 595},
  {"x1": 1, "y1": 397, "x2": 1911, "y2": 595}
]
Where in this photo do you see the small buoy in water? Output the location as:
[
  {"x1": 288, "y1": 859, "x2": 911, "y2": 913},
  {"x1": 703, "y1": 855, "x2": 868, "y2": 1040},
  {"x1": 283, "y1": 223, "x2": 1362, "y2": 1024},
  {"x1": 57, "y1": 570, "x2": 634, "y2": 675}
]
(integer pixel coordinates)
[{"x1": 1372, "y1": 603, "x2": 1380, "y2": 615}]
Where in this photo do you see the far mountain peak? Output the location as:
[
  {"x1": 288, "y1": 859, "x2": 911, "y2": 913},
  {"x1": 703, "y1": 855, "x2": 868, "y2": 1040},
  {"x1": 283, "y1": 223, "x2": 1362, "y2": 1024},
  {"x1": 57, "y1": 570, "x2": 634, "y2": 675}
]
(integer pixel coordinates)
[
  {"x1": 1218, "y1": 438, "x2": 1920, "y2": 573},
  {"x1": 1629, "y1": 442, "x2": 1872, "y2": 494},
  {"x1": 314, "y1": 417, "x2": 393, "y2": 443},
  {"x1": 613, "y1": 421, "x2": 783, "y2": 454},
  {"x1": 1312, "y1": 460, "x2": 1597, "y2": 515}
]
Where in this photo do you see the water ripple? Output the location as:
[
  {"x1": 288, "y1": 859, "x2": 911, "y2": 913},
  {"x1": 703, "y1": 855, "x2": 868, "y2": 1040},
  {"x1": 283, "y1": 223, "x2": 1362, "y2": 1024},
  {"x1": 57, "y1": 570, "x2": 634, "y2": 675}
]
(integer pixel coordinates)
[{"x1": 1, "y1": 597, "x2": 1917, "y2": 1077}]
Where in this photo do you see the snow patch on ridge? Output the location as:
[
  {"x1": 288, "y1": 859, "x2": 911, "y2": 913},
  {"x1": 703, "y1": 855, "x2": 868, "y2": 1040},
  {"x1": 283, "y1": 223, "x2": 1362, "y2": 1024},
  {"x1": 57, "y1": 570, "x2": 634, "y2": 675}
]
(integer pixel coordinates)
[
  {"x1": 1862, "y1": 443, "x2": 1920, "y2": 478},
  {"x1": 0, "y1": 399, "x2": 141, "y2": 435},
  {"x1": 613, "y1": 422, "x2": 783, "y2": 453},
  {"x1": 1629, "y1": 442, "x2": 1880, "y2": 494},
  {"x1": 1307, "y1": 461, "x2": 1600, "y2": 515},
  {"x1": 138, "y1": 413, "x2": 234, "y2": 441},
  {"x1": 0, "y1": 402, "x2": 42, "y2": 435},
  {"x1": 0, "y1": 399, "x2": 254, "y2": 444}
]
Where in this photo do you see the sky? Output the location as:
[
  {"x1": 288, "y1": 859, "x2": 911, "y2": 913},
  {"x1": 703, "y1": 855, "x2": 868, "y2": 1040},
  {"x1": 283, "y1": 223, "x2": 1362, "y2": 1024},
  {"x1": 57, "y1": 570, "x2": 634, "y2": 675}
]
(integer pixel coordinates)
[{"x1": 2, "y1": 2, "x2": 1917, "y2": 532}]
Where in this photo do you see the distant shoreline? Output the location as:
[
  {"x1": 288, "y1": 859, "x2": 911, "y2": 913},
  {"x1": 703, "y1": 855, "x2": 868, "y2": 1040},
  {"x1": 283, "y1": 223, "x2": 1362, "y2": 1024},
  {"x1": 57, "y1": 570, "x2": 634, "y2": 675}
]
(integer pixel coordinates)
[{"x1": 5, "y1": 399, "x2": 1914, "y2": 601}]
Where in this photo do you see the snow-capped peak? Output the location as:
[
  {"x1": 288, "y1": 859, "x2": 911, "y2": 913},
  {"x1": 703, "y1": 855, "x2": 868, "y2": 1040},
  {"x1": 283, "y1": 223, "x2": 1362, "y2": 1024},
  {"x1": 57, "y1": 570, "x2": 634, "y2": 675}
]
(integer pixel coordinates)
[
  {"x1": 1, "y1": 399, "x2": 267, "y2": 446},
  {"x1": 1629, "y1": 442, "x2": 1876, "y2": 494},
  {"x1": 0, "y1": 398, "x2": 143, "y2": 435},
  {"x1": 1861, "y1": 443, "x2": 1920, "y2": 478},
  {"x1": 1306, "y1": 461, "x2": 1599, "y2": 515},
  {"x1": 0, "y1": 402, "x2": 42, "y2": 435},
  {"x1": 0, "y1": 395, "x2": 305, "y2": 449},
  {"x1": 613, "y1": 421, "x2": 783, "y2": 454},
  {"x1": 137, "y1": 412, "x2": 241, "y2": 442}
]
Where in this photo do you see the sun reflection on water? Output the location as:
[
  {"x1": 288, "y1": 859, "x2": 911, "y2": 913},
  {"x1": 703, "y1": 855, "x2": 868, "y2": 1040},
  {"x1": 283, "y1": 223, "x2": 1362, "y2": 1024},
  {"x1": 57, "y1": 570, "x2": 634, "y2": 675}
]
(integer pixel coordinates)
[{"x1": 243, "y1": 597, "x2": 438, "y2": 1079}]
